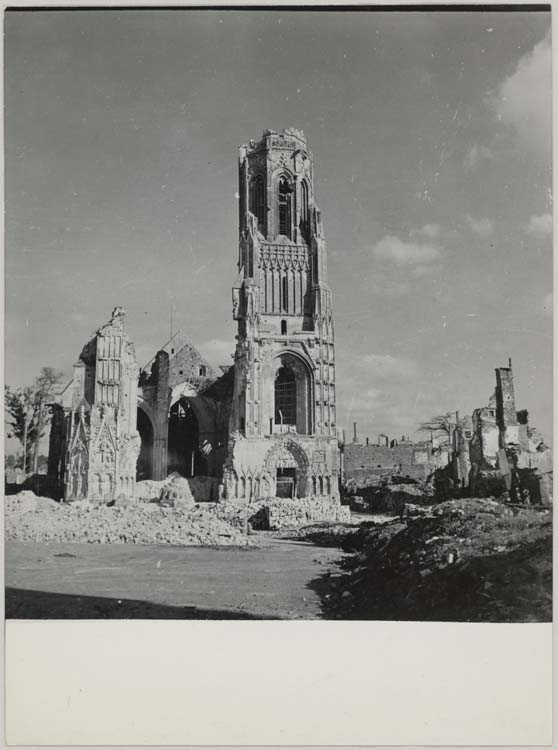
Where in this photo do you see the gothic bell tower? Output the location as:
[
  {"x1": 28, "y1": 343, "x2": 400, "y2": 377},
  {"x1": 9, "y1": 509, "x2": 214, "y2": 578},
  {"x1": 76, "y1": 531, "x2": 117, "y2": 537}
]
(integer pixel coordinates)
[{"x1": 225, "y1": 128, "x2": 340, "y2": 503}]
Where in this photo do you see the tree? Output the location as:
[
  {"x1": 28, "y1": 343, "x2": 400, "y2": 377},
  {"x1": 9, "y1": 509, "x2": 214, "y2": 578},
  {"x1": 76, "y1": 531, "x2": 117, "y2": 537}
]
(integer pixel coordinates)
[
  {"x1": 418, "y1": 413, "x2": 458, "y2": 447},
  {"x1": 5, "y1": 386, "x2": 36, "y2": 473},
  {"x1": 5, "y1": 367, "x2": 64, "y2": 475},
  {"x1": 5, "y1": 453, "x2": 23, "y2": 471}
]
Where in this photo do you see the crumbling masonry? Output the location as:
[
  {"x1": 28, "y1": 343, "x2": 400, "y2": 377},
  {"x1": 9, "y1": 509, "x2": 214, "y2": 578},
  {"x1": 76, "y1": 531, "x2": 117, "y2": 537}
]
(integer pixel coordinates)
[{"x1": 47, "y1": 129, "x2": 344, "y2": 514}]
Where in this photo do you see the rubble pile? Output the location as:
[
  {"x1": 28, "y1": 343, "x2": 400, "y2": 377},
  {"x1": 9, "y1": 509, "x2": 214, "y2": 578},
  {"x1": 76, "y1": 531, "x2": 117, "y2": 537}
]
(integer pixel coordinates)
[
  {"x1": 5, "y1": 491, "x2": 253, "y2": 546},
  {"x1": 5, "y1": 490, "x2": 59, "y2": 514},
  {"x1": 135, "y1": 472, "x2": 217, "y2": 504},
  {"x1": 346, "y1": 476, "x2": 434, "y2": 514},
  {"x1": 323, "y1": 497, "x2": 552, "y2": 622},
  {"x1": 248, "y1": 497, "x2": 351, "y2": 530}
]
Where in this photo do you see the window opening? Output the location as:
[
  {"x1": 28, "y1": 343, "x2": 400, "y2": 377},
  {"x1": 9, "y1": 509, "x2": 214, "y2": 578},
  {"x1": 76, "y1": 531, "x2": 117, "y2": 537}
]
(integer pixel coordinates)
[
  {"x1": 300, "y1": 180, "x2": 309, "y2": 239},
  {"x1": 281, "y1": 320, "x2": 287, "y2": 335},
  {"x1": 278, "y1": 177, "x2": 292, "y2": 238},
  {"x1": 250, "y1": 176, "x2": 266, "y2": 233},
  {"x1": 282, "y1": 276, "x2": 288, "y2": 312},
  {"x1": 275, "y1": 366, "x2": 297, "y2": 426}
]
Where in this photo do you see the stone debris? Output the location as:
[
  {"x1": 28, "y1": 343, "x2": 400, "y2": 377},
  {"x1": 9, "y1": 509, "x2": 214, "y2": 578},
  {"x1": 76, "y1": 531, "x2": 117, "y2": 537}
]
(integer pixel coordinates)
[
  {"x1": 5, "y1": 490, "x2": 59, "y2": 514},
  {"x1": 347, "y1": 477, "x2": 434, "y2": 514},
  {"x1": 320, "y1": 497, "x2": 552, "y2": 622},
  {"x1": 247, "y1": 497, "x2": 351, "y2": 531},
  {"x1": 159, "y1": 474, "x2": 196, "y2": 509},
  {"x1": 135, "y1": 473, "x2": 216, "y2": 506},
  {"x1": 5, "y1": 491, "x2": 253, "y2": 546}
]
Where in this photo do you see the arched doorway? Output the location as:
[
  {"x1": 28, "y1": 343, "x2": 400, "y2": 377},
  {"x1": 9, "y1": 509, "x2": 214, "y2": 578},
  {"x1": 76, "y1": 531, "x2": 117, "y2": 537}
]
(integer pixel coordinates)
[
  {"x1": 264, "y1": 439, "x2": 309, "y2": 498},
  {"x1": 167, "y1": 398, "x2": 208, "y2": 477},
  {"x1": 136, "y1": 407, "x2": 154, "y2": 481}
]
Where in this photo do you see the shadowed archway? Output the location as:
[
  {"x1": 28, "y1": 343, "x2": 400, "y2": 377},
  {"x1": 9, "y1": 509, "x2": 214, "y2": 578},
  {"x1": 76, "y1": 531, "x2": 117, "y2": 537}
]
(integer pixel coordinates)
[
  {"x1": 136, "y1": 407, "x2": 154, "y2": 481},
  {"x1": 167, "y1": 398, "x2": 208, "y2": 477}
]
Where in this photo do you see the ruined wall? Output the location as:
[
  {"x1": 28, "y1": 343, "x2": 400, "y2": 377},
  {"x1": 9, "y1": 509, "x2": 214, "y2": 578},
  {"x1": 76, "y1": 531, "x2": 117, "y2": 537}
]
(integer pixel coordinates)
[
  {"x1": 495, "y1": 363, "x2": 520, "y2": 445},
  {"x1": 167, "y1": 336, "x2": 218, "y2": 389},
  {"x1": 343, "y1": 443, "x2": 435, "y2": 484},
  {"x1": 469, "y1": 406, "x2": 499, "y2": 469},
  {"x1": 64, "y1": 307, "x2": 140, "y2": 502}
]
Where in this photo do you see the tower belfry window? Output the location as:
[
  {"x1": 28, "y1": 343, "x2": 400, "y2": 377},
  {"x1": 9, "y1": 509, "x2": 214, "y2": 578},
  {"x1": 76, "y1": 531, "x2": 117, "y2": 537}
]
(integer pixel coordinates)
[
  {"x1": 250, "y1": 175, "x2": 266, "y2": 233},
  {"x1": 300, "y1": 180, "x2": 309, "y2": 240},
  {"x1": 278, "y1": 177, "x2": 292, "y2": 238}
]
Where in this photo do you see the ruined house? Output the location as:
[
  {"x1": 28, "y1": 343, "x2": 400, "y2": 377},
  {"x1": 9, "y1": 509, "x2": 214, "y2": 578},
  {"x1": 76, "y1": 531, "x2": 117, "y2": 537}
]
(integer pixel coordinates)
[
  {"x1": 468, "y1": 360, "x2": 552, "y2": 503},
  {"x1": 47, "y1": 129, "x2": 344, "y2": 511}
]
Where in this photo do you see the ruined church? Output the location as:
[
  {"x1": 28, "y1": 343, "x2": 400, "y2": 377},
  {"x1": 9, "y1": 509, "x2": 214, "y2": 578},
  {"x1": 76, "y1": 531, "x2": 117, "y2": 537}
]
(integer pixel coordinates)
[{"x1": 48, "y1": 129, "x2": 342, "y2": 508}]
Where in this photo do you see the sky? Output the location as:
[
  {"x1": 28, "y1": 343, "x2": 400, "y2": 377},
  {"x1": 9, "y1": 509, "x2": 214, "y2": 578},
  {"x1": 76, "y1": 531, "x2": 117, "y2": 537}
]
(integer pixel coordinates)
[{"x1": 4, "y1": 8, "x2": 553, "y2": 448}]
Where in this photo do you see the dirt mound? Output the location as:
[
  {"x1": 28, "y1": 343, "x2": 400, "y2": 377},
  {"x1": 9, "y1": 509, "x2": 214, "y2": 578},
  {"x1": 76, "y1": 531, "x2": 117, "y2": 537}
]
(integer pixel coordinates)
[
  {"x1": 321, "y1": 497, "x2": 552, "y2": 622},
  {"x1": 5, "y1": 492, "x2": 253, "y2": 546}
]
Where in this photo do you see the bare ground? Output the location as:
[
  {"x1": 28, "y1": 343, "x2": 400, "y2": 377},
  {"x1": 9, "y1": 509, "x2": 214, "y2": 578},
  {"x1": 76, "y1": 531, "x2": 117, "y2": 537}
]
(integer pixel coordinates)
[{"x1": 5, "y1": 535, "x2": 348, "y2": 619}]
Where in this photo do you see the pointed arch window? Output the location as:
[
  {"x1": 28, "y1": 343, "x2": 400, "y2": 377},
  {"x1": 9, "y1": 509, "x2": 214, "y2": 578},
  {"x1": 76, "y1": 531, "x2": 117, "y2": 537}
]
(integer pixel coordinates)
[
  {"x1": 300, "y1": 180, "x2": 310, "y2": 240},
  {"x1": 275, "y1": 366, "x2": 297, "y2": 425},
  {"x1": 278, "y1": 177, "x2": 292, "y2": 238},
  {"x1": 250, "y1": 175, "x2": 266, "y2": 233}
]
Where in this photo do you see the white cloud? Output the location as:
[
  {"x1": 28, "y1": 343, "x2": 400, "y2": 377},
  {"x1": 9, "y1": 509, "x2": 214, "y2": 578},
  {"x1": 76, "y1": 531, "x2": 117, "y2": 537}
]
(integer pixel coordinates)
[
  {"x1": 372, "y1": 234, "x2": 441, "y2": 265},
  {"x1": 359, "y1": 353, "x2": 419, "y2": 379},
  {"x1": 524, "y1": 213, "x2": 552, "y2": 237},
  {"x1": 463, "y1": 144, "x2": 494, "y2": 170},
  {"x1": 489, "y1": 33, "x2": 551, "y2": 157},
  {"x1": 466, "y1": 215, "x2": 494, "y2": 238}
]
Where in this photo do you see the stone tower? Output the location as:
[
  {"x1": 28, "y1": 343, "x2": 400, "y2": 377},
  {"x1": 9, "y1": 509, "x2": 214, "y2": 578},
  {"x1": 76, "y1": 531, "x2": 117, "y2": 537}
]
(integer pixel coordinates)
[
  {"x1": 495, "y1": 358, "x2": 520, "y2": 447},
  {"x1": 224, "y1": 128, "x2": 340, "y2": 503},
  {"x1": 64, "y1": 307, "x2": 141, "y2": 502}
]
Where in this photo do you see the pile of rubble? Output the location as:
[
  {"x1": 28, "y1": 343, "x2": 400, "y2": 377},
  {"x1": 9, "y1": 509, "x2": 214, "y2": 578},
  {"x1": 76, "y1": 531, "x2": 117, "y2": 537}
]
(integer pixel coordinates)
[
  {"x1": 346, "y1": 476, "x2": 434, "y2": 514},
  {"x1": 135, "y1": 472, "x2": 218, "y2": 505},
  {"x1": 247, "y1": 497, "x2": 351, "y2": 530},
  {"x1": 5, "y1": 490, "x2": 253, "y2": 546},
  {"x1": 321, "y1": 497, "x2": 552, "y2": 622}
]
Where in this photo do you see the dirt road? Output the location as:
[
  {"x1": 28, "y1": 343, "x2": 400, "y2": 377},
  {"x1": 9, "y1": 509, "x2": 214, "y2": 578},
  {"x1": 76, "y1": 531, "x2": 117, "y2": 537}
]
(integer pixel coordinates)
[{"x1": 5, "y1": 536, "x2": 347, "y2": 619}]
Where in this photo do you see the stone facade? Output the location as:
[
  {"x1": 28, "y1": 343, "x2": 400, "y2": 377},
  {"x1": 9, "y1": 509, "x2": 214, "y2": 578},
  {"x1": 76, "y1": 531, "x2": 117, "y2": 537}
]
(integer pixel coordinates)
[
  {"x1": 224, "y1": 128, "x2": 341, "y2": 504},
  {"x1": 62, "y1": 307, "x2": 140, "y2": 502}
]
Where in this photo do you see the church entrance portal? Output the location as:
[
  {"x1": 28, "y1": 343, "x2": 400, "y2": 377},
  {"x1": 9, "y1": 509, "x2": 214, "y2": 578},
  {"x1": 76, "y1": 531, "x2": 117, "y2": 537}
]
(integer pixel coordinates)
[
  {"x1": 167, "y1": 398, "x2": 207, "y2": 477},
  {"x1": 276, "y1": 467, "x2": 296, "y2": 498}
]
